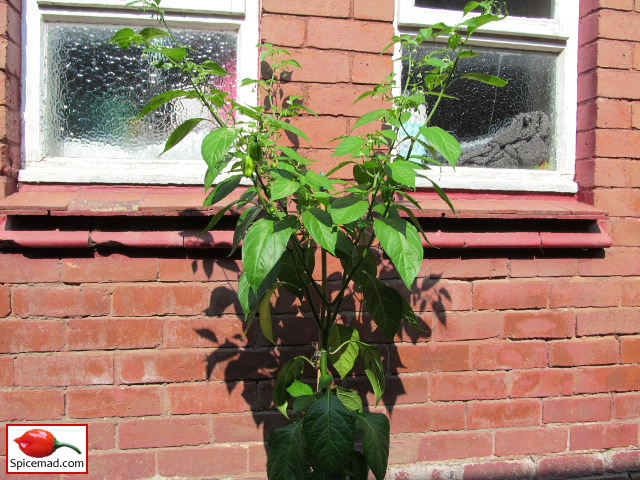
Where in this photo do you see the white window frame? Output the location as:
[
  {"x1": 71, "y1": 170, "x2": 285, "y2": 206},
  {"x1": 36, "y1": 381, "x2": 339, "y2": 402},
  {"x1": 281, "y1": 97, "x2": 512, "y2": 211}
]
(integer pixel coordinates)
[
  {"x1": 396, "y1": 0, "x2": 579, "y2": 193},
  {"x1": 21, "y1": 0, "x2": 259, "y2": 184}
]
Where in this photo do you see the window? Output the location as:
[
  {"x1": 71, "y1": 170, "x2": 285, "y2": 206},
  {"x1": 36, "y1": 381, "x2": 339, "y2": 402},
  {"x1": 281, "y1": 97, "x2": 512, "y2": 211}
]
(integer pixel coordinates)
[
  {"x1": 396, "y1": 0, "x2": 579, "y2": 193},
  {"x1": 21, "y1": 0, "x2": 259, "y2": 184}
]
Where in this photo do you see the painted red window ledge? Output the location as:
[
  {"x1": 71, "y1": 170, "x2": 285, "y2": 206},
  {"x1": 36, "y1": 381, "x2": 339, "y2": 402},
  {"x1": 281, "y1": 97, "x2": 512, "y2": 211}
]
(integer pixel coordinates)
[{"x1": 0, "y1": 187, "x2": 612, "y2": 249}]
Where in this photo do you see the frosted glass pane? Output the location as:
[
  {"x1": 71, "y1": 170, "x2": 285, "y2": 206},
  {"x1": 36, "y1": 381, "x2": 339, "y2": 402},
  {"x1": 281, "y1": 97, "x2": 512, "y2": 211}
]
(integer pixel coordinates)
[
  {"x1": 43, "y1": 23, "x2": 237, "y2": 160},
  {"x1": 401, "y1": 45, "x2": 557, "y2": 169},
  {"x1": 414, "y1": 0, "x2": 554, "y2": 18}
]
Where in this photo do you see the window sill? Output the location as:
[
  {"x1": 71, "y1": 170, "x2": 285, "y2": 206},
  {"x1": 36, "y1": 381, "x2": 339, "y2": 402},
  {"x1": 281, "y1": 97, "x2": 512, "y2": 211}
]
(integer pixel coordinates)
[{"x1": 0, "y1": 190, "x2": 612, "y2": 249}]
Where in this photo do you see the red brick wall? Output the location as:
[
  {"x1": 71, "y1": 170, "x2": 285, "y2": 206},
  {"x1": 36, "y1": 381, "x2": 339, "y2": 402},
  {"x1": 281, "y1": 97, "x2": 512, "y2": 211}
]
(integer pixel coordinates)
[
  {"x1": 0, "y1": 1, "x2": 639, "y2": 479},
  {"x1": 0, "y1": 0, "x2": 19, "y2": 198}
]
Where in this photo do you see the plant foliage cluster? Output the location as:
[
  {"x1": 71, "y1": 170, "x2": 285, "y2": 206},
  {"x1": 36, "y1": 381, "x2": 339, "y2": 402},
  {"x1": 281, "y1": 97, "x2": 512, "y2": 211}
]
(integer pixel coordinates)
[{"x1": 111, "y1": 1, "x2": 505, "y2": 478}]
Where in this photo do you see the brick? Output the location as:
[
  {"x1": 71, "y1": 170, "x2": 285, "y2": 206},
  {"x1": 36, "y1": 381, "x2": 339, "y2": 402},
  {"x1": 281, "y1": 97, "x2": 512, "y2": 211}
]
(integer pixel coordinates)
[
  {"x1": 578, "y1": 308, "x2": 640, "y2": 335},
  {"x1": 12, "y1": 287, "x2": 110, "y2": 318},
  {"x1": 262, "y1": 0, "x2": 349, "y2": 17},
  {"x1": 306, "y1": 18, "x2": 394, "y2": 53},
  {"x1": 577, "y1": 129, "x2": 596, "y2": 158},
  {"x1": 0, "y1": 356, "x2": 13, "y2": 386},
  {"x1": 578, "y1": 248, "x2": 640, "y2": 276},
  {"x1": 473, "y1": 280, "x2": 548, "y2": 310},
  {"x1": 111, "y1": 284, "x2": 209, "y2": 316},
  {"x1": 543, "y1": 395, "x2": 612, "y2": 423},
  {"x1": 353, "y1": 0, "x2": 394, "y2": 21},
  {"x1": 347, "y1": 373, "x2": 429, "y2": 407},
  {"x1": 575, "y1": 365, "x2": 640, "y2": 393},
  {"x1": 537, "y1": 453, "x2": 606, "y2": 478},
  {"x1": 77, "y1": 451, "x2": 155, "y2": 480},
  {"x1": 418, "y1": 431, "x2": 493, "y2": 461},
  {"x1": 119, "y1": 416, "x2": 210, "y2": 449},
  {"x1": 261, "y1": 14, "x2": 305, "y2": 47},
  {"x1": 549, "y1": 279, "x2": 621, "y2": 308},
  {"x1": 212, "y1": 411, "x2": 287, "y2": 443},
  {"x1": 393, "y1": 343, "x2": 469, "y2": 373},
  {"x1": 570, "y1": 422, "x2": 638, "y2": 450},
  {"x1": 117, "y1": 350, "x2": 206, "y2": 384},
  {"x1": 158, "y1": 446, "x2": 247, "y2": 477},
  {"x1": 634, "y1": 102, "x2": 640, "y2": 128},
  {"x1": 464, "y1": 460, "x2": 536, "y2": 479},
  {"x1": 390, "y1": 403, "x2": 465, "y2": 434},
  {"x1": 430, "y1": 257, "x2": 508, "y2": 279},
  {"x1": 67, "y1": 386, "x2": 162, "y2": 418},
  {"x1": 163, "y1": 316, "x2": 248, "y2": 349},
  {"x1": 509, "y1": 257, "x2": 577, "y2": 277},
  {"x1": 158, "y1": 257, "x2": 242, "y2": 282},
  {"x1": 595, "y1": 130, "x2": 640, "y2": 160},
  {"x1": 0, "y1": 389, "x2": 64, "y2": 420},
  {"x1": 410, "y1": 279, "x2": 472, "y2": 312},
  {"x1": 68, "y1": 317, "x2": 162, "y2": 350},
  {"x1": 468, "y1": 399, "x2": 541, "y2": 429},
  {"x1": 623, "y1": 279, "x2": 640, "y2": 305},
  {"x1": 249, "y1": 443, "x2": 268, "y2": 472},
  {"x1": 549, "y1": 336, "x2": 619, "y2": 366},
  {"x1": 504, "y1": 310, "x2": 575, "y2": 339},
  {"x1": 283, "y1": 114, "x2": 349, "y2": 148},
  {"x1": 614, "y1": 392, "x2": 640, "y2": 419},
  {"x1": 494, "y1": 427, "x2": 568, "y2": 456},
  {"x1": 432, "y1": 311, "x2": 502, "y2": 341},
  {"x1": 611, "y1": 450, "x2": 640, "y2": 472},
  {"x1": 613, "y1": 218, "x2": 640, "y2": 246},
  {"x1": 599, "y1": 9, "x2": 640, "y2": 41},
  {"x1": 282, "y1": 48, "x2": 351, "y2": 84},
  {"x1": 305, "y1": 82, "x2": 388, "y2": 117},
  {"x1": 508, "y1": 369, "x2": 575, "y2": 398},
  {"x1": 87, "y1": 421, "x2": 115, "y2": 450},
  {"x1": 621, "y1": 335, "x2": 640, "y2": 362},
  {"x1": 168, "y1": 381, "x2": 256, "y2": 414},
  {"x1": 595, "y1": 188, "x2": 640, "y2": 216},
  {"x1": 471, "y1": 340, "x2": 547, "y2": 370},
  {"x1": 0, "y1": 253, "x2": 59, "y2": 282},
  {"x1": 430, "y1": 371, "x2": 507, "y2": 401},
  {"x1": 598, "y1": 40, "x2": 635, "y2": 71},
  {"x1": 577, "y1": 99, "x2": 597, "y2": 129},
  {"x1": 61, "y1": 254, "x2": 157, "y2": 283},
  {"x1": 0, "y1": 284, "x2": 8, "y2": 317},
  {"x1": 0, "y1": 320, "x2": 64, "y2": 353},
  {"x1": 352, "y1": 52, "x2": 393, "y2": 85},
  {"x1": 15, "y1": 353, "x2": 113, "y2": 386}
]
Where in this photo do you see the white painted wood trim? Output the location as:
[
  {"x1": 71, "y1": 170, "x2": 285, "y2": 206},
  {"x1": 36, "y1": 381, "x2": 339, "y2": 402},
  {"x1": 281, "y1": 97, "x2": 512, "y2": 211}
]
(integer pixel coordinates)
[
  {"x1": 37, "y1": 0, "x2": 246, "y2": 16},
  {"x1": 22, "y1": 0, "x2": 259, "y2": 185}
]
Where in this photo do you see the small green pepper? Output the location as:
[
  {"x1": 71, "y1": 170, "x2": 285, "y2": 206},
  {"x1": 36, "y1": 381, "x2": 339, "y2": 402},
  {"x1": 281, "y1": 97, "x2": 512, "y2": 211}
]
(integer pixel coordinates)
[
  {"x1": 242, "y1": 155, "x2": 254, "y2": 177},
  {"x1": 248, "y1": 140, "x2": 262, "y2": 163}
]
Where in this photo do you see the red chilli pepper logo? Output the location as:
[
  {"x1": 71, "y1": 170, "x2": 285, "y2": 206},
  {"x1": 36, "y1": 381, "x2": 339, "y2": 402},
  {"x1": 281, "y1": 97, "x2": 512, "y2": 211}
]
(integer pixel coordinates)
[{"x1": 14, "y1": 429, "x2": 82, "y2": 458}]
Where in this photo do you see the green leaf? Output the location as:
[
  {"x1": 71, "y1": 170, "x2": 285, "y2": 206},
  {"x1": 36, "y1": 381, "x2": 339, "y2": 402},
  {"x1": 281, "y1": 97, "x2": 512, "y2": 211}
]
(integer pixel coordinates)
[
  {"x1": 459, "y1": 71, "x2": 508, "y2": 87},
  {"x1": 162, "y1": 118, "x2": 205, "y2": 154},
  {"x1": 139, "y1": 27, "x2": 169, "y2": 41},
  {"x1": 272, "y1": 119, "x2": 309, "y2": 143},
  {"x1": 304, "y1": 170, "x2": 335, "y2": 192},
  {"x1": 352, "y1": 109, "x2": 388, "y2": 130},
  {"x1": 330, "y1": 195, "x2": 369, "y2": 225},
  {"x1": 201, "y1": 127, "x2": 237, "y2": 170},
  {"x1": 419, "y1": 126, "x2": 461, "y2": 167},
  {"x1": 161, "y1": 47, "x2": 187, "y2": 63},
  {"x1": 243, "y1": 218, "x2": 296, "y2": 290},
  {"x1": 328, "y1": 324, "x2": 360, "y2": 379},
  {"x1": 400, "y1": 294, "x2": 428, "y2": 332},
  {"x1": 326, "y1": 160, "x2": 356, "y2": 177},
  {"x1": 373, "y1": 218, "x2": 423, "y2": 289},
  {"x1": 137, "y1": 90, "x2": 191, "y2": 119},
  {"x1": 109, "y1": 27, "x2": 136, "y2": 48},
  {"x1": 258, "y1": 284, "x2": 279, "y2": 344},
  {"x1": 350, "y1": 451, "x2": 369, "y2": 480},
  {"x1": 427, "y1": 177, "x2": 455, "y2": 213},
  {"x1": 303, "y1": 392, "x2": 356, "y2": 475},
  {"x1": 267, "y1": 422, "x2": 309, "y2": 480},
  {"x1": 270, "y1": 177, "x2": 301, "y2": 201},
  {"x1": 361, "y1": 277, "x2": 403, "y2": 341},
  {"x1": 287, "y1": 381, "x2": 313, "y2": 398},
  {"x1": 360, "y1": 345, "x2": 385, "y2": 404},
  {"x1": 230, "y1": 205, "x2": 261, "y2": 256},
  {"x1": 201, "y1": 60, "x2": 230, "y2": 76},
  {"x1": 386, "y1": 160, "x2": 416, "y2": 189},
  {"x1": 293, "y1": 395, "x2": 316, "y2": 413},
  {"x1": 302, "y1": 208, "x2": 337, "y2": 256},
  {"x1": 278, "y1": 249, "x2": 307, "y2": 300},
  {"x1": 356, "y1": 412, "x2": 390, "y2": 480},
  {"x1": 203, "y1": 174, "x2": 242, "y2": 207},
  {"x1": 333, "y1": 136, "x2": 365, "y2": 157},
  {"x1": 463, "y1": 1, "x2": 482, "y2": 16},
  {"x1": 335, "y1": 386, "x2": 363, "y2": 413},
  {"x1": 273, "y1": 356, "x2": 305, "y2": 417},
  {"x1": 318, "y1": 374, "x2": 333, "y2": 390}
]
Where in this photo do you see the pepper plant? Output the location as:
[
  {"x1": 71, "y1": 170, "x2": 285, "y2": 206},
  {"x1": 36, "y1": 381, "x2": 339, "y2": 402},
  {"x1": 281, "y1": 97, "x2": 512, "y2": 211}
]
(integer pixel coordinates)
[{"x1": 111, "y1": 1, "x2": 505, "y2": 478}]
